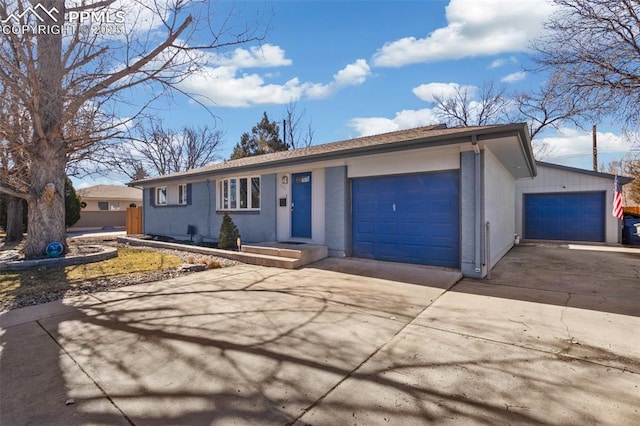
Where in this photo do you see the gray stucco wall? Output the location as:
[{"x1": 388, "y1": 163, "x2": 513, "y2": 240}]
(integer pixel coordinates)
[
  {"x1": 483, "y1": 148, "x2": 516, "y2": 269},
  {"x1": 460, "y1": 151, "x2": 483, "y2": 278},
  {"x1": 143, "y1": 174, "x2": 277, "y2": 244},
  {"x1": 325, "y1": 166, "x2": 349, "y2": 257}
]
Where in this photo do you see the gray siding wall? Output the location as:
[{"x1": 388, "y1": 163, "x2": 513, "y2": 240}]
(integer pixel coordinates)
[
  {"x1": 483, "y1": 147, "x2": 516, "y2": 269},
  {"x1": 325, "y1": 166, "x2": 349, "y2": 257},
  {"x1": 143, "y1": 180, "x2": 216, "y2": 240},
  {"x1": 143, "y1": 174, "x2": 277, "y2": 244},
  {"x1": 227, "y1": 174, "x2": 277, "y2": 243},
  {"x1": 460, "y1": 151, "x2": 483, "y2": 278}
]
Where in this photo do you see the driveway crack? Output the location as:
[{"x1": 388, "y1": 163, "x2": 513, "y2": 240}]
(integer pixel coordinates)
[
  {"x1": 288, "y1": 284, "x2": 455, "y2": 425},
  {"x1": 558, "y1": 293, "x2": 578, "y2": 351},
  {"x1": 36, "y1": 320, "x2": 135, "y2": 426}
]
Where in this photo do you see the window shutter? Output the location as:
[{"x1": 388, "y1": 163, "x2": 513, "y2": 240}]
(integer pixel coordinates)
[
  {"x1": 187, "y1": 183, "x2": 192, "y2": 205},
  {"x1": 149, "y1": 187, "x2": 155, "y2": 206}
]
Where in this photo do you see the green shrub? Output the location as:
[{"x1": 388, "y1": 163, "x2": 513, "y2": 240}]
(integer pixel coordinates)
[{"x1": 218, "y1": 213, "x2": 239, "y2": 250}]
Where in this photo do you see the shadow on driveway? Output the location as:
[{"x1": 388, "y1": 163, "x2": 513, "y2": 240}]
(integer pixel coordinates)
[{"x1": 455, "y1": 243, "x2": 640, "y2": 317}]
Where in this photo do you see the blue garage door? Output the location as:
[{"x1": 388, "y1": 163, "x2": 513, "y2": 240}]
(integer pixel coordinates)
[
  {"x1": 352, "y1": 170, "x2": 460, "y2": 268},
  {"x1": 524, "y1": 192, "x2": 605, "y2": 242}
]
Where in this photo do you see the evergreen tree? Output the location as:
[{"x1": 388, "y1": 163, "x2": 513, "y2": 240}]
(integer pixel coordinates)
[
  {"x1": 65, "y1": 178, "x2": 81, "y2": 228},
  {"x1": 230, "y1": 112, "x2": 289, "y2": 160},
  {"x1": 218, "y1": 213, "x2": 240, "y2": 250},
  {"x1": 0, "y1": 178, "x2": 81, "y2": 235}
]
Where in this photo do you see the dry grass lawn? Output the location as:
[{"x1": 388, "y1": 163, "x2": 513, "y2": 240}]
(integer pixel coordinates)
[{"x1": 0, "y1": 247, "x2": 183, "y2": 305}]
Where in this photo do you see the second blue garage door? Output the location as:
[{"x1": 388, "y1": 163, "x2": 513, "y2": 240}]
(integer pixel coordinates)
[
  {"x1": 524, "y1": 192, "x2": 605, "y2": 242},
  {"x1": 352, "y1": 170, "x2": 460, "y2": 268}
]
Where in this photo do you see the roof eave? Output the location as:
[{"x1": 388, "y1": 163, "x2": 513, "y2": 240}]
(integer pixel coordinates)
[{"x1": 129, "y1": 124, "x2": 533, "y2": 186}]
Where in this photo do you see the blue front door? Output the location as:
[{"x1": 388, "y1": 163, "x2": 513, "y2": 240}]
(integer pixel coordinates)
[{"x1": 291, "y1": 172, "x2": 312, "y2": 238}]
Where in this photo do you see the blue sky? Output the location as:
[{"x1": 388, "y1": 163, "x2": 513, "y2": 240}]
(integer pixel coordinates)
[{"x1": 80, "y1": 0, "x2": 638, "y2": 187}]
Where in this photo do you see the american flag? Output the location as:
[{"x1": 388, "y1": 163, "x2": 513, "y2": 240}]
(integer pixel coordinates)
[{"x1": 612, "y1": 175, "x2": 623, "y2": 220}]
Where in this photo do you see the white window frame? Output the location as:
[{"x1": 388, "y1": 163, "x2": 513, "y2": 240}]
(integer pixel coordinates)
[
  {"x1": 178, "y1": 184, "x2": 188, "y2": 205},
  {"x1": 98, "y1": 201, "x2": 120, "y2": 211},
  {"x1": 219, "y1": 176, "x2": 260, "y2": 211},
  {"x1": 156, "y1": 186, "x2": 167, "y2": 205}
]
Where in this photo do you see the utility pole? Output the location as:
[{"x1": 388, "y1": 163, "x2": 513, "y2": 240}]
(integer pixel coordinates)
[
  {"x1": 283, "y1": 119, "x2": 287, "y2": 146},
  {"x1": 592, "y1": 124, "x2": 597, "y2": 171}
]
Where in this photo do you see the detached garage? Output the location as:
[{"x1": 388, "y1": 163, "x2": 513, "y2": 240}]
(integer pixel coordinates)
[
  {"x1": 524, "y1": 192, "x2": 605, "y2": 242},
  {"x1": 516, "y1": 162, "x2": 631, "y2": 243}
]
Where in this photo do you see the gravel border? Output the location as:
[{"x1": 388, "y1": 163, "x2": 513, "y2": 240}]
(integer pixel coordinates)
[{"x1": 0, "y1": 243, "x2": 242, "y2": 313}]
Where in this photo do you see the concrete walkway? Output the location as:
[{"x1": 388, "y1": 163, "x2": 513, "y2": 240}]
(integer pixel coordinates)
[{"x1": 1, "y1": 248, "x2": 638, "y2": 425}]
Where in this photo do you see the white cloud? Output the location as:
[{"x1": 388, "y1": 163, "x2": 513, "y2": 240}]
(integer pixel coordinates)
[
  {"x1": 501, "y1": 71, "x2": 526, "y2": 83},
  {"x1": 348, "y1": 108, "x2": 441, "y2": 137},
  {"x1": 489, "y1": 56, "x2": 518, "y2": 68},
  {"x1": 334, "y1": 59, "x2": 370, "y2": 86},
  {"x1": 412, "y1": 82, "x2": 477, "y2": 103},
  {"x1": 538, "y1": 127, "x2": 633, "y2": 161},
  {"x1": 372, "y1": 0, "x2": 555, "y2": 67},
  {"x1": 178, "y1": 66, "x2": 306, "y2": 107},
  {"x1": 178, "y1": 57, "x2": 371, "y2": 107},
  {"x1": 490, "y1": 58, "x2": 507, "y2": 68},
  {"x1": 208, "y1": 44, "x2": 292, "y2": 68},
  {"x1": 306, "y1": 59, "x2": 371, "y2": 99}
]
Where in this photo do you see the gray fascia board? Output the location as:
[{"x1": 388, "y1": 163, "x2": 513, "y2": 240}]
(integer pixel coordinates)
[{"x1": 536, "y1": 161, "x2": 633, "y2": 184}]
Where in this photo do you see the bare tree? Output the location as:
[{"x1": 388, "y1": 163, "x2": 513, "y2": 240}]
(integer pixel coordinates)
[
  {"x1": 602, "y1": 154, "x2": 640, "y2": 204},
  {"x1": 532, "y1": 0, "x2": 640, "y2": 130},
  {"x1": 0, "y1": 84, "x2": 31, "y2": 241},
  {"x1": 100, "y1": 119, "x2": 224, "y2": 179},
  {"x1": 432, "y1": 81, "x2": 509, "y2": 127},
  {"x1": 283, "y1": 100, "x2": 314, "y2": 149},
  {"x1": 432, "y1": 78, "x2": 591, "y2": 156},
  {"x1": 0, "y1": 0, "x2": 264, "y2": 257}
]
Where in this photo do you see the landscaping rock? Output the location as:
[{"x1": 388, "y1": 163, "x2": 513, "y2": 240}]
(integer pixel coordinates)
[{"x1": 0, "y1": 251, "x2": 20, "y2": 262}]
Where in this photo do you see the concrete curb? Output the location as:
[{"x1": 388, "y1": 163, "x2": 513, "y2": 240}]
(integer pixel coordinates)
[{"x1": 0, "y1": 246, "x2": 118, "y2": 272}]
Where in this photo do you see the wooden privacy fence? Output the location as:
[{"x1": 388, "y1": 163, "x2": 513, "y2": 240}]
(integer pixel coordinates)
[{"x1": 126, "y1": 206, "x2": 143, "y2": 234}]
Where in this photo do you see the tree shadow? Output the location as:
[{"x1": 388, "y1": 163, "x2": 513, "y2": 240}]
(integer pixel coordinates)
[
  {"x1": 3, "y1": 264, "x2": 637, "y2": 425},
  {"x1": 455, "y1": 244, "x2": 640, "y2": 317}
]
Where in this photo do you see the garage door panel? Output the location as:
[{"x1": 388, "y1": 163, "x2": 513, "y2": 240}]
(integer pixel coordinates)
[
  {"x1": 524, "y1": 192, "x2": 605, "y2": 242},
  {"x1": 352, "y1": 171, "x2": 460, "y2": 268}
]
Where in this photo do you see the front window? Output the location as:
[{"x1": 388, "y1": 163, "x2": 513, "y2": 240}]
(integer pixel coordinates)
[
  {"x1": 156, "y1": 187, "x2": 167, "y2": 205},
  {"x1": 219, "y1": 176, "x2": 260, "y2": 211},
  {"x1": 98, "y1": 201, "x2": 120, "y2": 210},
  {"x1": 178, "y1": 184, "x2": 187, "y2": 205}
]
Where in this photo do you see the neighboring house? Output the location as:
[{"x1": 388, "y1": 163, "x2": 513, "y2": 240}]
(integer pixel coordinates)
[
  {"x1": 72, "y1": 185, "x2": 143, "y2": 231},
  {"x1": 515, "y1": 162, "x2": 632, "y2": 243},
  {"x1": 131, "y1": 123, "x2": 537, "y2": 279}
]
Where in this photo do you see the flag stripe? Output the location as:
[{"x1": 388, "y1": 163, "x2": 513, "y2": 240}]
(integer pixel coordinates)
[{"x1": 613, "y1": 175, "x2": 623, "y2": 220}]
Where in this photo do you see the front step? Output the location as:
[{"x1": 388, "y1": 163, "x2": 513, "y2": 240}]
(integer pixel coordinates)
[
  {"x1": 241, "y1": 245, "x2": 303, "y2": 259},
  {"x1": 117, "y1": 237, "x2": 327, "y2": 269},
  {"x1": 242, "y1": 242, "x2": 328, "y2": 267}
]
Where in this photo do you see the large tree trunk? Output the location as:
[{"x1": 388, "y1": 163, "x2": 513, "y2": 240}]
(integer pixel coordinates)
[
  {"x1": 5, "y1": 196, "x2": 25, "y2": 242},
  {"x1": 23, "y1": 152, "x2": 67, "y2": 257},
  {"x1": 23, "y1": 0, "x2": 66, "y2": 258}
]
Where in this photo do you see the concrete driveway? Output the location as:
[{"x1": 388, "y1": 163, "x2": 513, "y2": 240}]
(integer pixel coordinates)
[{"x1": 1, "y1": 244, "x2": 638, "y2": 425}]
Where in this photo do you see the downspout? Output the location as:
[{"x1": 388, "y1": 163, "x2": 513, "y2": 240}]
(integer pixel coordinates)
[{"x1": 472, "y1": 134, "x2": 482, "y2": 274}]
